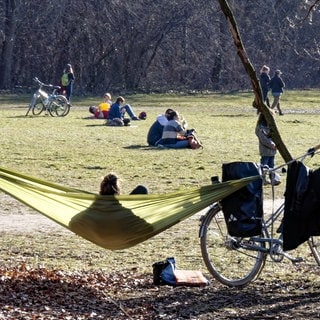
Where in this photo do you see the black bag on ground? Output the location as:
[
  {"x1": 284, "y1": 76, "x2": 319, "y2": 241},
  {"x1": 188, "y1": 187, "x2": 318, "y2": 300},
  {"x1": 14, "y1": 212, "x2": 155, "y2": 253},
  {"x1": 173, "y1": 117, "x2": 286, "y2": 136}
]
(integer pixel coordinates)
[
  {"x1": 152, "y1": 257, "x2": 176, "y2": 285},
  {"x1": 221, "y1": 162, "x2": 263, "y2": 237}
]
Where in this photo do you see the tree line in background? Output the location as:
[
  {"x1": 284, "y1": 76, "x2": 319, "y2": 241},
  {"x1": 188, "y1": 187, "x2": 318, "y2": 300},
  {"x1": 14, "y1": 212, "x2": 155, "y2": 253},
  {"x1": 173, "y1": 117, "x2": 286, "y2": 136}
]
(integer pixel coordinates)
[{"x1": 0, "y1": 0, "x2": 319, "y2": 95}]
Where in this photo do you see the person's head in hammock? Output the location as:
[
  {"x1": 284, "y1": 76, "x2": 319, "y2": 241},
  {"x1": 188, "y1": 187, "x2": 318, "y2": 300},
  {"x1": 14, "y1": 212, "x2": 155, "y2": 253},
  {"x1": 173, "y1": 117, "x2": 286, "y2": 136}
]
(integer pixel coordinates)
[
  {"x1": 100, "y1": 174, "x2": 120, "y2": 195},
  {"x1": 100, "y1": 173, "x2": 148, "y2": 195}
]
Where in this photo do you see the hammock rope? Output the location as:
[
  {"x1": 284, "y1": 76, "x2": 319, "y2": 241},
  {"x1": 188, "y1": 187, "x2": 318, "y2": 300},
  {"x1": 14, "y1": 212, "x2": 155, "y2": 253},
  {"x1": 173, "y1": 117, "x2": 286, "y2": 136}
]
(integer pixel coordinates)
[{"x1": 0, "y1": 166, "x2": 260, "y2": 250}]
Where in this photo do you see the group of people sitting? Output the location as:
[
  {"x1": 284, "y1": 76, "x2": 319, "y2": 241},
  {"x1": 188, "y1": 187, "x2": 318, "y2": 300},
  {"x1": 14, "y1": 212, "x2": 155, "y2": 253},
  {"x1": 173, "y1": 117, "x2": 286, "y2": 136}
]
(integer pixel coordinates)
[
  {"x1": 89, "y1": 93, "x2": 145, "y2": 126},
  {"x1": 147, "y1": 108, "x2": 202, "y2": 149},
  {"x1": 89, "y1": 95, "x2": 202, "y2": 149}
]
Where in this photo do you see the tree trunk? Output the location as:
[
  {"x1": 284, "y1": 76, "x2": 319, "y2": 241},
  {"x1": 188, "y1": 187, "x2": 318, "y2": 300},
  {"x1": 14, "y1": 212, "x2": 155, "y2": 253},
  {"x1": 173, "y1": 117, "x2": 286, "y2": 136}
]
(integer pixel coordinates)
[{"x1": 0, "y1": 0, "x2": 18, "y2": 89}]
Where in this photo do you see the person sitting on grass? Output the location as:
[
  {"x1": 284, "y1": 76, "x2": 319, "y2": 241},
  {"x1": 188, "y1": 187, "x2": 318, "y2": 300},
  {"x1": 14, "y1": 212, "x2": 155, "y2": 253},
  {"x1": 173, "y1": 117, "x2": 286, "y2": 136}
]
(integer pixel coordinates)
[
  {"x1": 89, "y1": 93, "x2": 112, "y2": 119},
  {"x1": 147, "y1": 108, "x2": 174, "y2": 146},
  {"x1": 156, "y1": 110, "x2": 190, "y2": 149},
  {"x1": 106, "y1": 96, "x2": 139, "y2": 126}
]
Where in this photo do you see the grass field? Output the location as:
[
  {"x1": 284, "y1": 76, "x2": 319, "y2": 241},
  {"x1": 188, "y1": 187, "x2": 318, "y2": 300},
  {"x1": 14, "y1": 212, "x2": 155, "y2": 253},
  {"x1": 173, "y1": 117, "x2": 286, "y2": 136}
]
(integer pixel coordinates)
[
  {"x1": 1, "y1": 90, "x2": 319, "y2": 193},
  {"x1": 0, "y1": 90, "x2": 320, "y2": 319}
]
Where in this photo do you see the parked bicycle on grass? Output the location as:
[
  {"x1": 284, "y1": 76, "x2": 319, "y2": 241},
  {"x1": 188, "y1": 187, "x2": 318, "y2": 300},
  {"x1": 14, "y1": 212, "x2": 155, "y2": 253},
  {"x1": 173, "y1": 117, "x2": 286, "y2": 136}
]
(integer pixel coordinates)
[
  {"x1": 199, "y1": 144, "x2": 320, "y2": 287},
  {"x1": 26, "y1": 77, "x2": 71, "y2": 117}
]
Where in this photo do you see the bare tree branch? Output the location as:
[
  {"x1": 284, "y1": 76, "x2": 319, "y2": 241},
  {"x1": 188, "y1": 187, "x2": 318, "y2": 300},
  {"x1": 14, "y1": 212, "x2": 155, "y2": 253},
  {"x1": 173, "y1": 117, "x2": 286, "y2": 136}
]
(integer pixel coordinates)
[
  {"x1": 300, "y1": 0, "x2": 320, "y2": 24},
  {"x1": 217, "y1": 0, "x2": 293, "y2": 162}
]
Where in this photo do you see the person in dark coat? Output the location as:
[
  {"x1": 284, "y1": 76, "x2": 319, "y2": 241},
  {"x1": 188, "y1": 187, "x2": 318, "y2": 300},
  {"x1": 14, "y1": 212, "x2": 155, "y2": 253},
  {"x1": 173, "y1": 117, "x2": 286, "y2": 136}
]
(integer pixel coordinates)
[
  {"x1": 259, "y1": 65, "x2": 271, "y2": 108},
  {"x1": 269, "y1": 69, "x2": 285, "y2": 115}
]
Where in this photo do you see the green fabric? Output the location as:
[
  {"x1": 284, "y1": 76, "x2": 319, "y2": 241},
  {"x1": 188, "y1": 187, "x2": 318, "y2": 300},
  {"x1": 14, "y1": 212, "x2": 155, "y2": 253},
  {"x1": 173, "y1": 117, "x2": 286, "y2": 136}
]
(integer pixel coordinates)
[{"x1": 0, "y1": 166, "x2": 259, "y2": 250}]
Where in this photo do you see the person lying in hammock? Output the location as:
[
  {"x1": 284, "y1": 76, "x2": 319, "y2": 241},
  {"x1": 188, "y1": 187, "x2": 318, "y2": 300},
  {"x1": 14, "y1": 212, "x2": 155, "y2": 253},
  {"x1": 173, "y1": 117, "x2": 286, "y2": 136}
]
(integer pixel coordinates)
[{"x1": 100, "y1": 174, "x2": 148, "y2": 195}]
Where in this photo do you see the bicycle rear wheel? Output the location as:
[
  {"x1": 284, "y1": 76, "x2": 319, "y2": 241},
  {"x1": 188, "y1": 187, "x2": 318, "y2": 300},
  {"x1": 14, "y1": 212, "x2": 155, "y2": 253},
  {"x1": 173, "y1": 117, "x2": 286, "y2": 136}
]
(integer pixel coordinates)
[
  {"x1": 308, "y1": 236, "x2": 320, "y2": 266},
  {"x1": 48, "y1": 95, "x2": 70, "y2": 117},
  {"x1": 32, "y1": 100, "x2": 45, "y2": 115},
  {"x1": 200, "y1": 205, "x2": 266, "y2": 287}
]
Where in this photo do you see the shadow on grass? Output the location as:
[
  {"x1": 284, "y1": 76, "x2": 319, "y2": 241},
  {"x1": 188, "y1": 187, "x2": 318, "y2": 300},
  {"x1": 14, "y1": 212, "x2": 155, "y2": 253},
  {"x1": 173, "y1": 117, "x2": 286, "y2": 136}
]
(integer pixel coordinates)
[
  {"x1": 123, "y1": 144, "x2": 153, "y2": 150},
  {"x1": 210, "y1": 113, "x2": 253, "y2": 118},
  {"x1": 135, "y1": 281, "x2": 320, "y2": 319},
  {"x1": 85, "y1": 123, "x2": 106, "y2": 127},
  {"x1": 0, "y1": 273, "x2": 126, "y2": 318},
  {"x1": 1, "y1": 270, "x2": 320, "y2": 319},
  {"x1": 83, "y1": 165, "x2": 107, "y2": 170},
  {"x1": 7, "y1": 115, "x2": 47, "y2": 118}
]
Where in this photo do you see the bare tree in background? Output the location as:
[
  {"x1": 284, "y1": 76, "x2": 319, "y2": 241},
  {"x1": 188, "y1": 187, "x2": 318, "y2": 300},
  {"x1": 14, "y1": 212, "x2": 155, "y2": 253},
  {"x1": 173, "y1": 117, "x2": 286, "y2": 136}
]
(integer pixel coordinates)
[
  {"x1": 0, "y1": 0, "x2": 20, "y2": 89},
  {"x1": 0, "y1": 0, "x2": 319, "y2": 93}
]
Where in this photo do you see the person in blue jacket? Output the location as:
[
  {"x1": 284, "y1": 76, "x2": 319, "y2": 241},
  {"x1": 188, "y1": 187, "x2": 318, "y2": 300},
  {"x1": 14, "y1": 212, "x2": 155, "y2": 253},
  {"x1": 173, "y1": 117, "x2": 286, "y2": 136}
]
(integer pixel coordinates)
[
  {"x1": 269, "y1": 69, "x2": 285, "y2": 115},
  {"x1": 107, "y1": 96, "x2": 139, "y2": 126}
]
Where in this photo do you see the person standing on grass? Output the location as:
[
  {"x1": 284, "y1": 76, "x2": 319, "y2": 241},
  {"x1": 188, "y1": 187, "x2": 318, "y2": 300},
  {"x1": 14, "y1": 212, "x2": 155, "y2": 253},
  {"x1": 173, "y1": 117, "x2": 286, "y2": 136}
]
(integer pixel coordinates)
[
  {"x1": 259, "y1": 65, "x2": 271, "y2": 108},
  {"x1": 59, "y1": 64, "x2": 75, "y2": 102},
  {"x1": 269, "y1": 69, "x2": 285, "y2": 115},
  {"x1": 255, "y1": 113, "x2": 277, "y2": 169}
]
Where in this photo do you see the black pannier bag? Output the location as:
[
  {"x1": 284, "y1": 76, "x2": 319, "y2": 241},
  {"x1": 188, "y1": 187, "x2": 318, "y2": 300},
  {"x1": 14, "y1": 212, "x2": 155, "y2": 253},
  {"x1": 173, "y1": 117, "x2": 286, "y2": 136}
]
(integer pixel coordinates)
[
  {"x1": 221, "y1": 162, "x2": 263, "y2": 237},
  {"x1": 283, "y1": 161, "x2": 320, "y2": 251}
]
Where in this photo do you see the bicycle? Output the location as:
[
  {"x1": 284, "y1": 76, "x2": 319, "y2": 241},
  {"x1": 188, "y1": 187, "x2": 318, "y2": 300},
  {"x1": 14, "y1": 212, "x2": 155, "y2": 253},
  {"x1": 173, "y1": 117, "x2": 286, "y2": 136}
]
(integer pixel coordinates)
[
  {"x1": 199, "y1": 144, "x2": 320, "y2": 287},
  {"x1": 26, "y1": 77, "x2": 71, "y2": 117}
]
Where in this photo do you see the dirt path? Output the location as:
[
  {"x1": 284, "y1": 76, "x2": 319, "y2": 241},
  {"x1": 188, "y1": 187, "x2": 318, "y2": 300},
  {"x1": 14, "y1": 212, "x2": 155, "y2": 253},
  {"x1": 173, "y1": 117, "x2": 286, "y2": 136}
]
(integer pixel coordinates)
[{"x1": 0, "y1": 193, "x2": 68, "y2": 233}]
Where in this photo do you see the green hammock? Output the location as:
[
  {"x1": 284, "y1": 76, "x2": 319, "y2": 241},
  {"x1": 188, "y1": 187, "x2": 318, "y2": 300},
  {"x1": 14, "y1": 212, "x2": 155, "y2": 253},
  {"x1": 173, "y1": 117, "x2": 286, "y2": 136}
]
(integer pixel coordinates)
[{"x1": 0, "y1": 166, "x2": 259, "y2": 250}]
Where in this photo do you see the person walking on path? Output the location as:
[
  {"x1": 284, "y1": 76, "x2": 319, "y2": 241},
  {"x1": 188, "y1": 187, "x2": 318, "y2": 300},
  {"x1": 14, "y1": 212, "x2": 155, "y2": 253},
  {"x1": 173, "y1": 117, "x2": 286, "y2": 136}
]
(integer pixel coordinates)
[
  {"x1": 269, "y1": 69, "x2": 285, "y2": 115},
  {"x1": 259, "y1": 65, "x2": 271, "y2": 108}
]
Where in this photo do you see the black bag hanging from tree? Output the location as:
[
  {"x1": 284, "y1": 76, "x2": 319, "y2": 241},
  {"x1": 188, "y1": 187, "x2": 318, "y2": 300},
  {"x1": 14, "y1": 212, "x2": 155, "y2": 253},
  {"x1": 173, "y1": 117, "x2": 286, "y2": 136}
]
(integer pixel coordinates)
[{"x1": 221, "y1": 162, "x2": 263, "y2": 237}]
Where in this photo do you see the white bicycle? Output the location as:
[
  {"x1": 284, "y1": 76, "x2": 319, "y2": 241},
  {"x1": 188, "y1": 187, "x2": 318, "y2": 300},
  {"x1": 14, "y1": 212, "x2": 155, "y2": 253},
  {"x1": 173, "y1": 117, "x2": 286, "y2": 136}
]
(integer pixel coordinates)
[{"x1": 26, "y1": 77, "x2": 70, "y2": 117}]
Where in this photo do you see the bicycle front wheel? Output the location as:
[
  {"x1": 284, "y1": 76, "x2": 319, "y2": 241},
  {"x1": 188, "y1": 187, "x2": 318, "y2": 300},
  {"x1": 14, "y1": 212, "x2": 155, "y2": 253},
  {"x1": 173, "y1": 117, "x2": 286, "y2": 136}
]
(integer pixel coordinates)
[
  {"x1": 308, "y1": 236, "x2": 320, "y2": 266},
  {"x1": 48, "y1": 95, "x2": 70, "y2": 117},
  {"x1": 200, "y1": 205, "x2": 266, "y2": 287},
  {"x1": 32, "y1": 100, "x2": 45, "y2": 115}
]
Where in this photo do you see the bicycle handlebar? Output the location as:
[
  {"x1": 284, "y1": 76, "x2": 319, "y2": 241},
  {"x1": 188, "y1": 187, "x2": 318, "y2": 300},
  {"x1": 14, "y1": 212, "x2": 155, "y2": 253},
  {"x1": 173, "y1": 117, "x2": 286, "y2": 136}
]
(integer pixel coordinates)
[
  {"x1": 270, "y1": 143, "x2": 319, "y2": 173},
  {"x1": 307, "y1": 144, "x2": 320, "y2": 157},
  {"x1": 33, "y1": 77, "x2": 60, "y2": 90}
]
